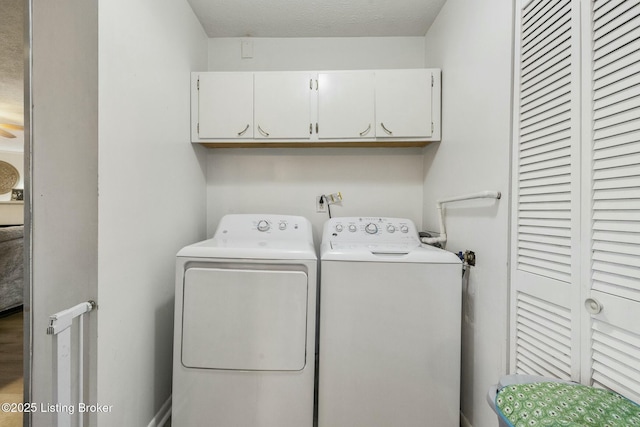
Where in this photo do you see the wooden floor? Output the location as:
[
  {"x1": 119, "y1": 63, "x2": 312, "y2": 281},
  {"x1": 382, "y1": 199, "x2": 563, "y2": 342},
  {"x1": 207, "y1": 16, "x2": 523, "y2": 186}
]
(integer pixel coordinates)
[{"x1": 0, "y1": 309, "x2": 23, "y2": 427}]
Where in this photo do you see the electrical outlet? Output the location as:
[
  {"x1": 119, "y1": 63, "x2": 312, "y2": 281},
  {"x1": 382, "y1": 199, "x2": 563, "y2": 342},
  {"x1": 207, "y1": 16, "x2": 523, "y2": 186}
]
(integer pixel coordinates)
[{"x1": 316, "y1": 196, "x2": 327, "y2": 213}]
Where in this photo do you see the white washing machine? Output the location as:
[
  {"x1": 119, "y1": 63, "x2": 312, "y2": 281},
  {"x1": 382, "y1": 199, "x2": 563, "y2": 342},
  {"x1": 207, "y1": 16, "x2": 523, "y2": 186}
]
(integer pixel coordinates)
[
  {"x1": 318, "y1": 217, "x2": 462, "y2": 427},
  {"x1": 172, "y1": 214, "x2": 317, "y2": 427}
]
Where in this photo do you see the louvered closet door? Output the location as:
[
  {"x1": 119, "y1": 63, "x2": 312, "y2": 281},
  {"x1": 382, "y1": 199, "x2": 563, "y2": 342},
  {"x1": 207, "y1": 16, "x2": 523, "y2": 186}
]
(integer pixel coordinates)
[
  {"x1": 509, "y1": 0, "x2": 582, "y2": 381},
  {"x1": 581, "y1": 0, "x2": 640, "y2": 403}
]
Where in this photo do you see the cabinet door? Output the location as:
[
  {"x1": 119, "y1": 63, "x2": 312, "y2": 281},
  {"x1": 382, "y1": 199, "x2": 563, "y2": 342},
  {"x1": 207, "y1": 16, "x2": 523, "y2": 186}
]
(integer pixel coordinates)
[
  {"x1": 375, "y1": 70, "x2": 432, "y2": 138},
  {"x1": 198, "y1": 72, "x2": 253, "y2": 139},
  {"x1": 317, "y1": 71, "x2": 375, "y2": 139},
  {"x1": 254, "y1": 72, "x2": 312, "y2": 139}
]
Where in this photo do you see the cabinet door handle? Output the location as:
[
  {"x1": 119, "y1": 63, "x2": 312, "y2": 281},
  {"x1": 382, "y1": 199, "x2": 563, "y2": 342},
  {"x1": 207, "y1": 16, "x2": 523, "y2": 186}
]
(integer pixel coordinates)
[
  {"x1": 359, "y1": 124, "x2": 371, "y2": 136},
  {"x1": 237, "y1": 124, "x2": 250, "y2": 136},
  {"x1": 258, "y1": 125, "x2": 270, "y2": 137},
  {"x1": 380, "y1": 122, "x2": 393, "y2": 135}
]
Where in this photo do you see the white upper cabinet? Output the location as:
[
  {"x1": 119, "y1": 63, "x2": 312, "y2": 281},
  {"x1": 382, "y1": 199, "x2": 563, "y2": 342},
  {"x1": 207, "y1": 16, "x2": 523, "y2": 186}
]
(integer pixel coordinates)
[
  {"x1": 317, "y1": 71, "x2": 375, "y2": 139},
  {"x1": 254, "y1": 72, "x2": 313, "y2": 139},
  {"x1": 191, "y1": 69, "x2": 441, "y2": 145},
  {"x1": 375, "y1": 69, "x2": 434, "y2": 138},
  {"x1": 197, "y1": 72, "x2": 253, "y2": 139}
]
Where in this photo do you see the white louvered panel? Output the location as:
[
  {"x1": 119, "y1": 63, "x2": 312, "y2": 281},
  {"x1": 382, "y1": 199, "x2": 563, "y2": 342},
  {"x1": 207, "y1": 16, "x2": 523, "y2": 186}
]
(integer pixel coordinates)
[
  {"x1": 590, "y1": 319, "x2": 640, "y2": 404},
  {"x1": 593, "y1": 129, "x2": 640, "y2": 150},
  {"x1": 510, "y1": 0, "x2": 579, "y2": 382},
  {"x1": 521, "y1": 77, "x2": 571, "y2": 113},
  {"x1": 593, "y1": 84, "x2": 640, "y2": 111},
  {"x1": 522, "y1": 0, "x2": 569, "y2": 46},
  {"x1": 519, "y1": 240, "x2": 571, "y2": 256},
  {"x1": 522, "y1": 36, "x2": 571, "y2": 87},
  {"x1": 519, "y1": 225, "x2": 571, "y2": 238},
  {"x1": 519, "y1": 230, "x2": 571, "y2": 245},
  {"x1": 593, "y1": 0, "x2": 628, "y2": 21},
  {"x1": 593, "y1": 71, "x2": 640, "y2": 102},
  {"x1": 523, "y1": 0, "x2": 570, "y2": 44},
  {"x1": 520, "y1": 146, "x2": 571, "y2": 167},
  {"x1": 514, "y1": 292, "x2": 572, "y2": 379},
  {"x1": 521, "y1": 93, "x2": 571, "y2": 122},
  {"x1": 522, "y1": 36, "x2": 571, "y2": 82},
  {"x1": 521, "y1": 12, "x2": 570, "y2": 63},
  {"x1": 520, "y1": 163, "x2": 570, "y2": 181},
  {"x1": 520, "y1": 95, "x2": 571, "y2": 129},
  {"x1": 593, "y1": 47, "x2": 640, "y2": 83},
  {"x1": 520, "y1": 130, "x2": 571, "y2": 153},
  {"x1": 593, "y1": 10, "x2": 640, "y2": 52},
  {"x1": 593, "y1": 37, "x2": 640, "y2": 73},
  {"x1": 593, "y1": 1, "x2": 640, "y2": 36},
  {"x1": 586, "y1": 0, "x2": 640, "y2": 397},
  {"x1": 521, "y1": 66, "x2": 571, "y2": 102},
  {"x1": 520, "y1": 112, "x2": 571, "y2": 138},
  {"x1": 520, "y1": 169, "x2": 570, "y2": 188}
]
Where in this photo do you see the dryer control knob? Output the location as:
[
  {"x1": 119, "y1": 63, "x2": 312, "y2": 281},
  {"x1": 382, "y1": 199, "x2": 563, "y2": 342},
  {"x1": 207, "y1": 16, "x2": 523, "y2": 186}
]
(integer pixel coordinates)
[
  {"x1": 257, "y1": 220, "x2": 270, "y2": 232},
  {"x1": 348, "y1": 224, "x2": 357, "y2": 232},
  {"x1": 365, "y1": 223, "x2": 378, "y2": 234},
  {"x1": 400, "y1": 225, "x2": 409, "y2": 233},
  {"x1": 279, "y1": 222, "x2": 287, "y2": 230},
  {"x1": 387, "y1": 225, "x2": 396, "y2": 233},
  {"x1": 335, "y1": 224, "x2": 344, "y2": 232}
]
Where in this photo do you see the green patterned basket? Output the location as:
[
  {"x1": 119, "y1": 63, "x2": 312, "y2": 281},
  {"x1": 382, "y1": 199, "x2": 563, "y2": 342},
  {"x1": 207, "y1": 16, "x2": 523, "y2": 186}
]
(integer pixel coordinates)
[{"x1": 495, "y1": 382, "x2": 640, "y2": 427}]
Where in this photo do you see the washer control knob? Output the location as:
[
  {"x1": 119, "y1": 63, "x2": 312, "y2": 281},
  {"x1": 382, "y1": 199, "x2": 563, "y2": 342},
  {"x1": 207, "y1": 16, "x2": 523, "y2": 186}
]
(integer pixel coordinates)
[
  {"x1": 335, "y1": 224, "x2": 344, "y2": 232},
  {"x1": 365, "y1": 223, "x2": 378, "y2": 234},
  {"x1": 387, "y1": 225, "x2": 396, "y2": 233},
  {"x1": 278, "y1": 222, "x2": 287, "y2": 230},
  {"x1": 257, "y1": 220, "x2": 270, "y2": 232},
  {"x1": 348, "y1": 224, "x2": 357, "y2": 232},
  {"x1": 400, "y1": 225, "x2": 409, "y2": 233}
]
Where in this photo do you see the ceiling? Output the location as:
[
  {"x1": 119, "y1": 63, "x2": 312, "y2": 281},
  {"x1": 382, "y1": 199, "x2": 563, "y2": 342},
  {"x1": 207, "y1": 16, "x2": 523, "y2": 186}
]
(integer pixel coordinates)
[
  {"x1": 0, "y1": 0, "x2": 24, "y2": 152},
  {"x1": 187, "y1": 0, "x2": 447, "y2": 38}
]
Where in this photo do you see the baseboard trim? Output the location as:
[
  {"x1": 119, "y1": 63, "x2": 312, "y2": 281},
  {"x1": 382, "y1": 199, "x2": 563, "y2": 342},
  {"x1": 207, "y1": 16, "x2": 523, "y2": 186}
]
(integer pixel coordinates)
[
  {"x1": 147, "y1": 395, "x2": 172, "y2": 427},
  {"x1": 461, "y1": 411, "x2": 472, "y2": 427}
]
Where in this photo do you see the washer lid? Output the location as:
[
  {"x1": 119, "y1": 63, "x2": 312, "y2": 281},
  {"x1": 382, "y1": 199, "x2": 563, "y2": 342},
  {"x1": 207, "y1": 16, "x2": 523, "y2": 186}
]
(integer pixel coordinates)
[
  {"x1": 320, "y1": 216, "x2": 460, "y2": 263},
  {"x1": 321, "y1": 242, "x2": 461, "y2": 263}
]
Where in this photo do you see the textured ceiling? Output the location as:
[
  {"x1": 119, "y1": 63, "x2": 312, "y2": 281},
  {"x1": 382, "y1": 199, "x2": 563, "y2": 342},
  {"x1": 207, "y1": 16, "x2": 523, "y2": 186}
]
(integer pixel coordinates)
[
  {"x1": 0, "y1": 0, "x2": 24, "y2": 151},
  {"x1": 187, "y1": 0, "x2": 447, "y2": 37}
]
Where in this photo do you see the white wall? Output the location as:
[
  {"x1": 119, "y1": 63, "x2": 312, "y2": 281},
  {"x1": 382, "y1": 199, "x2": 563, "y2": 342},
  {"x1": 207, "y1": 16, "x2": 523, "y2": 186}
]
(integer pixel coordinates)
[
  {"x1": 206, "y1": 37, "x2": 427, "y2": 240},
  {"x1": 97, "y1": 0, "x2": 208, "y2": 425},
  {"x1": 30, "y1": 0, "x2": 99, "y2": 424},
  {"x1": 207, "y1": 148, "x2": 424, "y2": 243},
  {"x1": 209, "y1": 37, "x2": 426, "y2": 71},
  {"x1": 422, "y1": 1, "x2": 514, "y2": 427}
]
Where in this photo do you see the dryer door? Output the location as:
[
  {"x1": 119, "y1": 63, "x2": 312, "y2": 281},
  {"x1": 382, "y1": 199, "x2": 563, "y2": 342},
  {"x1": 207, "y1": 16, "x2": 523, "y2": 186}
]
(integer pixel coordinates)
[{"x1": 181, "y1": 267, "x2": 308, "y2": 371}]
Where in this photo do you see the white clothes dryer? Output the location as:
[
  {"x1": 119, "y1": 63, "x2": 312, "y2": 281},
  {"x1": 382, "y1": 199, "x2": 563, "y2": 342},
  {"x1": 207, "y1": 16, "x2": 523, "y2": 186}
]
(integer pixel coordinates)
[
  {"x1": 172, "y1": 214, "x2": 317, "y2": 427},
  {"x1": 318, "y1": 217, "x2": 462, "y2": 427}
]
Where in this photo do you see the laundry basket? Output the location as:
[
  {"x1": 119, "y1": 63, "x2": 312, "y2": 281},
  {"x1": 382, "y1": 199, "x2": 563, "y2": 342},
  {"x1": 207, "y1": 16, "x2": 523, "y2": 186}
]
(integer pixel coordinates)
[{"x1": 487, "y1": 375, "x2": 640, "y2": 427}]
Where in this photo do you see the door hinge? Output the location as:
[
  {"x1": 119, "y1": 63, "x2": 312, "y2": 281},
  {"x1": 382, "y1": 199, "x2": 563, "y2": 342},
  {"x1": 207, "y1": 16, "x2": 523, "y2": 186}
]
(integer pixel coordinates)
[
  {"x1": 431, "y1": 74, "x2": 434, "y2": 87},
  {"x1": 197, "y1": 78, "x2": 199, "y2": 90},
  {"x1": 316, "y1": 123, "x2": 319, "y2": 134},
  {"x1": 309, "y1": 123, "x2": 312, "y2": 135},
  {"x1": 431, "y1": 122, "x2": 434, "y2": 133},
  {"x1": 316, "y1": 80, "x2": 318, "y2": 90},
  {"x1": 197, "y1": 123, "x2": 199, "y2": 134}
]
